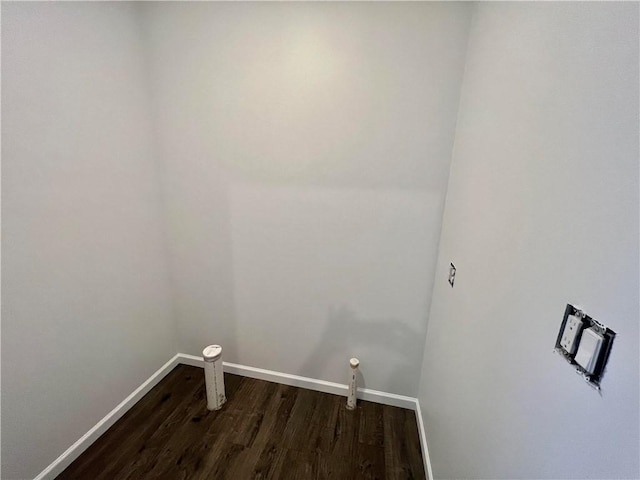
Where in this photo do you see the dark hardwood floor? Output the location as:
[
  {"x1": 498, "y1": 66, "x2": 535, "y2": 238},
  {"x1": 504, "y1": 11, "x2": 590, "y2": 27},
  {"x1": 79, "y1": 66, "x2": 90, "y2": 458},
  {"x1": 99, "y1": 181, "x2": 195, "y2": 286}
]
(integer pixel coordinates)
[{"x1": 58, "y1": 365, "x2": 425, "y2": 479}]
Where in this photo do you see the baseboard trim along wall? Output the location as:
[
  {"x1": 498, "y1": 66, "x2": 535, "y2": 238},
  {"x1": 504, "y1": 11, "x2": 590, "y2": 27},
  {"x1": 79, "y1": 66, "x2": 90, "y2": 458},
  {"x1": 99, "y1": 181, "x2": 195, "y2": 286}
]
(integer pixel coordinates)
[
  {"x1": 34, "y1": 354, "x2": 182, "y2": 480},
  {"x1": 415, "y1": 399, "x2": 435, "y2": 480},
  {"x1": 35, "y1": 353, "x2": 434, "y2": 480},
  {"x1": 177, "y1": 353, "x2": 418, "y2": 410}
]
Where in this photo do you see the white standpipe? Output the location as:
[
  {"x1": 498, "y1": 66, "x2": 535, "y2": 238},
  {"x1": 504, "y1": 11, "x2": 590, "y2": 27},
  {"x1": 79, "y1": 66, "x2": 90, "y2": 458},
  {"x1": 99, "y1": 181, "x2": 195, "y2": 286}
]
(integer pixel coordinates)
[
  {"x1": 203, "y1": 345, "x2": 226, "y2": 411},
  {"x1": 346, "y1": 357, "x2": 360, "y2": 410}
]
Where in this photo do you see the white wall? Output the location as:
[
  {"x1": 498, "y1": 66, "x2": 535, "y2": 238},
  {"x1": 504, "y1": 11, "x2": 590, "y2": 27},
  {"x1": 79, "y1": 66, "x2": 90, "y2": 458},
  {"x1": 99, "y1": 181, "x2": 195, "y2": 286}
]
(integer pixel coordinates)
[
  {"x1": 141, "y1": 2, "x2": 472, "y2": 396},
  {"x1": 1, "y1": 3, "x2": 175, "y2": 478},
  {"x1": 418, "y1": 3, "x2": 639, "y2": 479}
]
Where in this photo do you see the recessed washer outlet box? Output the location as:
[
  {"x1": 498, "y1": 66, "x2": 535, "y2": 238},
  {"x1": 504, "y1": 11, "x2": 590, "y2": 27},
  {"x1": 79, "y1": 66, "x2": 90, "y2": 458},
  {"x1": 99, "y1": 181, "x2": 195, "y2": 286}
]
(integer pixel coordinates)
[{"x1": 555, "y1": 303, "x2": 616, "y2": 390}]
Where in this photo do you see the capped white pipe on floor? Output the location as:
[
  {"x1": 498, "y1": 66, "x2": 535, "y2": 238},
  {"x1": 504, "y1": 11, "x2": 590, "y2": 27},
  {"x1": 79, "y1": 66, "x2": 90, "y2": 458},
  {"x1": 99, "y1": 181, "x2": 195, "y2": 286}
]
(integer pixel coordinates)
[
  {"x1": 203, "y1": 345, "x2": 226, "y2": 411},
  {"x1": 346, "y1": 357, "x2": 359, "y2": 410}
]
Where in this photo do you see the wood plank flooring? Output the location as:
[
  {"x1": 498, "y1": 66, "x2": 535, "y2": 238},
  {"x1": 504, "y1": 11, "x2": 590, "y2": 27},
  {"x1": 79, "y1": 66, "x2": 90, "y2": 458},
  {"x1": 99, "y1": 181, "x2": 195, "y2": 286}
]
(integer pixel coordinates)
[{"x1": 58, "y1": 365, "x2": 425, "y2": 479}]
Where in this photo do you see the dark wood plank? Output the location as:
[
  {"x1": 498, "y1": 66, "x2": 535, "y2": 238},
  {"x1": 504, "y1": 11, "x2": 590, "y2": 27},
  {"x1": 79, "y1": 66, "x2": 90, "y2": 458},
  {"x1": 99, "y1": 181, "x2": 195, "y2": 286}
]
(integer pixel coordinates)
[
  {"x1": 317, "y1": 451, "x2": 353, "y2": 479},
  {"x1": 403, "y1": 408, "x2": 427, "y2": 479},
  {"x1": 57, "y1": 365, "x2": 425, "y2": 479},
  {"x1": 358, "y1": 401, "x2": 385, "y2": 447},
  {"x1": 353, "y1": 443, "x2": 386, "y2": 480},
  {"x1": 57, "y1": 365, "x2": 201, "y2": 480},
  {"x1": 265, "y1": 448, "x2": 318, "y2": 480},
  {"x1": 383, "y1": 405, "x2": 425, "y2": 479}
]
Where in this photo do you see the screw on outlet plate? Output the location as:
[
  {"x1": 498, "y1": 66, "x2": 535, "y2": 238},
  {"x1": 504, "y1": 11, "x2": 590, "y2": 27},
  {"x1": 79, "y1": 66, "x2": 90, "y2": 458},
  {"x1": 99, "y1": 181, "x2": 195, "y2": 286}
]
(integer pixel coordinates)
[{"x1": 448, "y1": 263, "x2": 456, "y2": 287}]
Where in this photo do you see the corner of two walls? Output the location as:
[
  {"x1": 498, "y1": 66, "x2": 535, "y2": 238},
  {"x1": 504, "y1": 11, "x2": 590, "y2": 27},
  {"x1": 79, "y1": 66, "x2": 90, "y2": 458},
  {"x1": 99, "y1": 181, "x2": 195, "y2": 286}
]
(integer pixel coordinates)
[
  {"x1": 418, "y1": 3, "x2": 639, "y2": 479},
  {"x1": 142, "y1": 1, "x2": 474, "y2": 397}
]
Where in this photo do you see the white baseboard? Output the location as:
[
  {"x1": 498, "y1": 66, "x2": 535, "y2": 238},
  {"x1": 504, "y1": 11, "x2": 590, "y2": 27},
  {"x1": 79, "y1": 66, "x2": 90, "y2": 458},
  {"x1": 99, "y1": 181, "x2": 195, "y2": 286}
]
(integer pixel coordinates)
[
  {"x1": 357, "y1": 387, "x2": 417, "y2": 411},
  {"x1": 176, "y1": 353, "x2": 417, "y2": 411},
  {"x1": 34, "y1": 354, "x2": 181, "y2": 480},
  {"x1": 415, "y1": 399, "x2": 434, "y2": 480}
]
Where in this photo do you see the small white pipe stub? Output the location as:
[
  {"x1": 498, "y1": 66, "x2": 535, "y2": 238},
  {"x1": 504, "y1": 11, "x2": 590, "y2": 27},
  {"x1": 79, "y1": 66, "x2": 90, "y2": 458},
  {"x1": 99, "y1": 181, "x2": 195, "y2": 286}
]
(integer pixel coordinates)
[
  {"x1": 203, "y1": 345, "x2": 226, "y2": 411},
  {"x1": 346, "y1": 357, "x2": 360, "y2": 410}
]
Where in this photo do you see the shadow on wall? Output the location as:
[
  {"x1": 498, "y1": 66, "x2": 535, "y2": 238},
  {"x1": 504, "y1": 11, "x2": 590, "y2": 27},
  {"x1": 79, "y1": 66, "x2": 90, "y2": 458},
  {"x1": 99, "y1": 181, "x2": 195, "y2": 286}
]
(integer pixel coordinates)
[{"x1": 300, "y1": 305, "x2": 424, "y2": 394}]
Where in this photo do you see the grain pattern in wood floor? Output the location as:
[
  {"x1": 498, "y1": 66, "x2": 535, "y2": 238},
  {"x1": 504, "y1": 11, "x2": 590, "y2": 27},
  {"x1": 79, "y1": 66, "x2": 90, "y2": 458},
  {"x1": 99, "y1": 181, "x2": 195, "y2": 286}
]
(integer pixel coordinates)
[{"x1": 57, "y1": 365, "x2": 425, "y2": 479}]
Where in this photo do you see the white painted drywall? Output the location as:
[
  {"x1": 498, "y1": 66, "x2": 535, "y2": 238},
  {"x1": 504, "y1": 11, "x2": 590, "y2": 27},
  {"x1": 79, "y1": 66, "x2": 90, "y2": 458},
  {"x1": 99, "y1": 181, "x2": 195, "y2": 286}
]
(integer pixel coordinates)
[
  {"x1": 418, "y1": 3, "x2": 639, "y2": 479},
  {"x1": 141, "y1": 2, "x2": 472, "y2": 396},
  {"x1": 1, "y1": 3, "x2": 175, "y2": 478}
]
